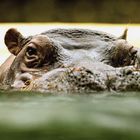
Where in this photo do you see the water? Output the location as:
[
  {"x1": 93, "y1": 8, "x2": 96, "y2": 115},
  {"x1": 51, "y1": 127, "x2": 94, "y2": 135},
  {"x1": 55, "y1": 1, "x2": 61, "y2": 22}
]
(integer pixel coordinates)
[{"x1": 0, "y1": 90, "x2": 140, "y2": 140}]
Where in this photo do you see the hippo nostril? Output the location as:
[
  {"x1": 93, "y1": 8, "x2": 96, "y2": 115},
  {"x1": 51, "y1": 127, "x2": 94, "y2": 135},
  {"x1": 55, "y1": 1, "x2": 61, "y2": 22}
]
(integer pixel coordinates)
[
  {"x1": 20, "y1": 76, "x2": 32, "y2": 87},
  {"x1": 12, "y1": 73, "x2": 33, "y2": 89},
  {"x1": 24, "y1": 80, "x2": 31, "y2": 86}
]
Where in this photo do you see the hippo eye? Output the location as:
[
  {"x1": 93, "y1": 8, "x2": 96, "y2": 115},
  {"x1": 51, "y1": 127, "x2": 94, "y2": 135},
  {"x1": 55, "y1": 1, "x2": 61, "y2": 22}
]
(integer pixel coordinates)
[
  {"x1": 26, "y1": 46, "x2": 37, "y2": 56},
  {"x1": 25, "y1": 46, "x2": 41, "y2": 68},
  {"x1": 123, "y1": 59, "x2": 127, "y2": 63}
]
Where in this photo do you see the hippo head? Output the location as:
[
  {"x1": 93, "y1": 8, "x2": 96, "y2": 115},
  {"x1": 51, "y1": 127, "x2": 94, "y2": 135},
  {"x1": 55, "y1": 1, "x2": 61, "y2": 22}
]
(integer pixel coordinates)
[
  {"x1": 2, "y1": 28, "x2": 140, "y2": 92},
  {"x1": 4, "y1": 28, "x2": 67, "y2": 89}
]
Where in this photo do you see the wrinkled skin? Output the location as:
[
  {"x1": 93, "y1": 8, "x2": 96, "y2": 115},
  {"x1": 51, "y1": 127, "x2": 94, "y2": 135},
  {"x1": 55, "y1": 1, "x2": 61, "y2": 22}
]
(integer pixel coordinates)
[
  {"x1": 28, "y1": 64, "x2": 140, "y2": 93},
  {"x1": 0, "y1": 28, "x2": 140, "y2": 93}
]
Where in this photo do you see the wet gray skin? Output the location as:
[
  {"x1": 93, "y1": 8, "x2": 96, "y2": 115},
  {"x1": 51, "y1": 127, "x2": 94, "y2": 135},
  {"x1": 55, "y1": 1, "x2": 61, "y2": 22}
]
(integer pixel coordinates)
[
  {"x1": 0, "y1": 28, "x2": 140, "y2": 93},
  {"x1": 23, "y1": 62, "x2": 140, "y2": 93}
]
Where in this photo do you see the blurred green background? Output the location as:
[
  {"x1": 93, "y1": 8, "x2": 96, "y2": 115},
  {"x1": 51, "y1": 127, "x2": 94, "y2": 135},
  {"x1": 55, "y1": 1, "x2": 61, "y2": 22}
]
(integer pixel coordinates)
[{"x1": 0, "y1": 0, "x2": 140, "y2": 23}]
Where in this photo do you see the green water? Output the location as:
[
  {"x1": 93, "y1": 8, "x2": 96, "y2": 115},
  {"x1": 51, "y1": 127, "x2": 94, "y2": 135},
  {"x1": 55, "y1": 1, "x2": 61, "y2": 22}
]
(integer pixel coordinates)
[{"x1": 0, "y1": 91, "x2": 140, "y2": 140}]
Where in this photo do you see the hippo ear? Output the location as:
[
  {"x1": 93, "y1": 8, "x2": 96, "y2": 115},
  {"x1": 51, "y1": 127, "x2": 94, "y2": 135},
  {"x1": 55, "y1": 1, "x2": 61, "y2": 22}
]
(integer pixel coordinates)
[
  {"x1": 118, "y1": 28, "x2": 128, "y2": 40},
  {"x1": 4, "y1": 28, "x2": 25, "y2": 56}
]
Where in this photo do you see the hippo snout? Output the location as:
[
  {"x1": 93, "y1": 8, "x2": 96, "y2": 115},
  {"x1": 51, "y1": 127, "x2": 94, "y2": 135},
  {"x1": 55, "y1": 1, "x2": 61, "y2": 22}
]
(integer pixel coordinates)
[{"x1": 11, "y1": 73, "x2": 33, "y2": 89}]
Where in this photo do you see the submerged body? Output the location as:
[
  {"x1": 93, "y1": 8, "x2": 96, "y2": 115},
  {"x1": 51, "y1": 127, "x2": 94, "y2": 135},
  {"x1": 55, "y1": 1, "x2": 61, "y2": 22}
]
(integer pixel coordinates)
[{"x1": 0, "y1": 28, "x2": 139, "y2": 93}]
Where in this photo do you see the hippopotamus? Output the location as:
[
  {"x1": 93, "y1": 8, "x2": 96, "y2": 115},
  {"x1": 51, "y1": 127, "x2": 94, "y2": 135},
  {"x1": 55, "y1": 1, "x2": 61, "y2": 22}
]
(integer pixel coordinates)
[{"x1": 0, "y1": 28, "x2": 140, "y2": 93}]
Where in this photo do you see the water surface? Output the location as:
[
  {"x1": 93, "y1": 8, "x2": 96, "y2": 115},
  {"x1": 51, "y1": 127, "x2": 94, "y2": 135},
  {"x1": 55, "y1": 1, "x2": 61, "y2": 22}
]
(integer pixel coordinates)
[{"x1": 0, "y1": 90, "x2": 140, "y2": 140}]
